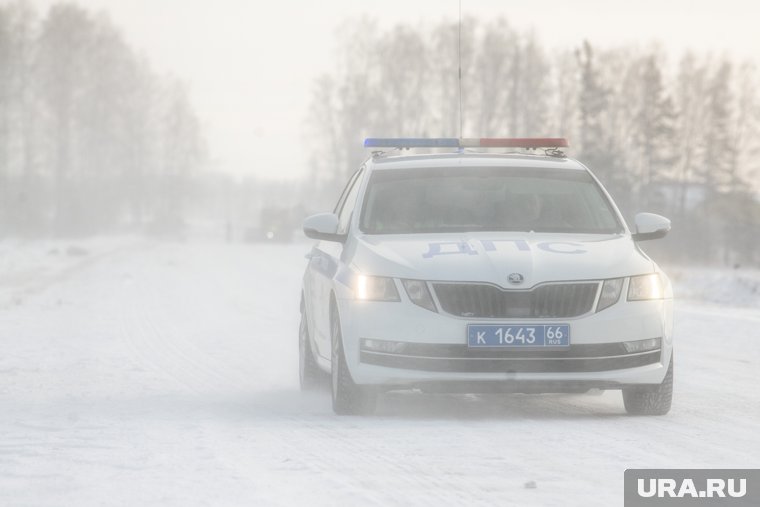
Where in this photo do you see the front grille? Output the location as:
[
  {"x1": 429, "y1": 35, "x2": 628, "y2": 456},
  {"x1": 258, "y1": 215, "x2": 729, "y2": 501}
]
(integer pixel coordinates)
[{"x1": 433, "y1": 282, "x2": 599, "y2": 318}]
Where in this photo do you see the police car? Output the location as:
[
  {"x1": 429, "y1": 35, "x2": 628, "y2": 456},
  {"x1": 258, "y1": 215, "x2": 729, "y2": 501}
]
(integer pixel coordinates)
[{"x1": 300, "y1": 138, "x2": 673, "y2": 416}]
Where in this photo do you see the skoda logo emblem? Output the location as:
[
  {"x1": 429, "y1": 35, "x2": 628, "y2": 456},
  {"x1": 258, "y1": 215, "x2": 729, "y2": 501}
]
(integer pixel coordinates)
[{"x1": 508, "y1": 273, "x2": 524, "y2": 285}]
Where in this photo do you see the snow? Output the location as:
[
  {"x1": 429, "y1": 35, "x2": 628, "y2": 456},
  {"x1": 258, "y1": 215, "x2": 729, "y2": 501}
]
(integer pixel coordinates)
[
  {"x1": 666, "y1": 264, "x2": 760, "y2": 308},
  {"x1": 0, "y1": 238, "x2": 758, "y2": 506}
]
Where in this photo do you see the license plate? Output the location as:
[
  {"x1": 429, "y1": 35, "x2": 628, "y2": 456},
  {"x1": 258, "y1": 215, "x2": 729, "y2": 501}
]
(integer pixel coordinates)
[{"x1": 467, "y1": 324, "x2": 571, "y2": 347}]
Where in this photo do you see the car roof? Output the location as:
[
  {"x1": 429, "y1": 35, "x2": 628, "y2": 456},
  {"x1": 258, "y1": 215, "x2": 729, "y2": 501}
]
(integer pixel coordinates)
[{"x1": 365, "y1": 152, "x2": 588, "y2": 171}]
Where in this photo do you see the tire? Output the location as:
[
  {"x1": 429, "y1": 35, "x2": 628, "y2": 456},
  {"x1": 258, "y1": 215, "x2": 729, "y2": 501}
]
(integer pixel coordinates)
[
  {"x1": 623, "y1": 356, "x2": 673, "y2": 416},
  {"x1": 330, "y1": 304, "x2": 376, "y2": 415},
  {"x1": 299, "y1": 312, "x2": 323, "y2": 390}
]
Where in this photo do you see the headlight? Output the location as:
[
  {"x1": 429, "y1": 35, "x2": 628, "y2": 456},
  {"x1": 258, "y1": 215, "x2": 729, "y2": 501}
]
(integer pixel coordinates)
[
  {"x1": 355, "y1": 275, "x2": 400, "y2": 301},
  {"x1": 401, "y1": 279, "x2": 437, "y2": 312},
  {"x1": 628, "y1": 273, "x2": 664, "y2": 301},
  {"x1": 597, "y1": 278, "x2": 624, "y2": 312}
]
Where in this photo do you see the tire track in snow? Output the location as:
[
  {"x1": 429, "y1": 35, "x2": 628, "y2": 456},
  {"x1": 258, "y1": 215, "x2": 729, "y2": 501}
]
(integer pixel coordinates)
[
  {"x1": 119, "y1": 276, "x2": 262, "y2": 397},
  {"x1": 115, "y1": 248, "x2": 252, "y2": 396}
]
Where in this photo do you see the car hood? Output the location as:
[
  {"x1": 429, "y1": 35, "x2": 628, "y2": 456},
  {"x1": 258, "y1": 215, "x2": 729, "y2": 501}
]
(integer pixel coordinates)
[{"x1": 348, "y1": 232, "x2": 653, "y2": 287}]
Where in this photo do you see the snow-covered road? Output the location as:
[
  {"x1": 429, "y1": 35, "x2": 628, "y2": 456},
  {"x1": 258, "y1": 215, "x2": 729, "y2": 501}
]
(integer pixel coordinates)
[{"x1": 0, "y1": 240, "x2": 758, "y2": 506}]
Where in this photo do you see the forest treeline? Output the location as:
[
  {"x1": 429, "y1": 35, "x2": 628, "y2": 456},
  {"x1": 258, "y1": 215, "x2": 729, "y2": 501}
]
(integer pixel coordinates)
[
  {"x1": 309, "y1": 18, "x2": 760, "y2": 265},
  {"x1": 0, "y1": 2, "x2": 205, "y2": 236}
]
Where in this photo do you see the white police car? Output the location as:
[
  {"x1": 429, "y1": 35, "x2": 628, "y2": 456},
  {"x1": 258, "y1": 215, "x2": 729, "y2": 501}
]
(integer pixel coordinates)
[{"x1": 300, "y1": 138, "x2": 673, "y2": 416}]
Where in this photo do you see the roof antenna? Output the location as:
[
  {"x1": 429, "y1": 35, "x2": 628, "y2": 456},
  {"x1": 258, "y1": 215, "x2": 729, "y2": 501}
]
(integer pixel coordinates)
[{"x1": 457, "y1": 0, "x2": 463, "y2": 140}]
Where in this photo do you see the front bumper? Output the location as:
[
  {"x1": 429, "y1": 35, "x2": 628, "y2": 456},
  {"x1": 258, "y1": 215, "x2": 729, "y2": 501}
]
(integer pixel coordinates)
[
  {"x1": 336, "y1": 295, "x2": 673, "y2": 390},
  {"x1": 360, "y1": 338, "x2": 662, "y2": 373}
]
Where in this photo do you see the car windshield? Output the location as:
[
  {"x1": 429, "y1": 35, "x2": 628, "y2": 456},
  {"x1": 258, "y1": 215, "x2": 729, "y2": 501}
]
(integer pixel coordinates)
[{"x1": 359, "y1": 166, "x2": 623, "y2": 234}]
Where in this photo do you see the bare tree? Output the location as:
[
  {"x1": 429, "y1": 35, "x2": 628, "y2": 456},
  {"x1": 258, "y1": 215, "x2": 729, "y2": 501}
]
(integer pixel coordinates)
[
  {"x1": 631, "y1": 52, "x2": 677, "y2": 207},
  {"x1": 0, "y1": 2, "x2": 206, "y2": 237}
]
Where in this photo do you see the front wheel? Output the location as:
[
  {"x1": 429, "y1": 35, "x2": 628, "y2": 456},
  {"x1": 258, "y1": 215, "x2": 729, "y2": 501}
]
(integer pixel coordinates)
[
  {"x1": 331, "y1": 305, "x2": 376, "y2": 415},
  {"x1": 299, "y1": 312, "x2": 323, "y2": 390},
  {"x1": 622, "y1": 356, "x2": 673, "y2": 416}
]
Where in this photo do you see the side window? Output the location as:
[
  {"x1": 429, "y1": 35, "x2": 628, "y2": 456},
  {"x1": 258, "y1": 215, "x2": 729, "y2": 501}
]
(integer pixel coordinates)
[{"x1": 336, "y1": 169, "x2": 364, "y2": 234}]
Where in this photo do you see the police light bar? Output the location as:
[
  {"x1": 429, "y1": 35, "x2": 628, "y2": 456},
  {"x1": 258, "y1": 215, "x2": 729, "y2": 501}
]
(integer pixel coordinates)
[
  {"x1": 461, "y1": 138, "x2": 569, "y2": 148},
  {"x1": 364, "y1": 138, "x2": 459, "y2": 148},
  {"x1": 364, "y1": 138, "x2": 568, "y2": 149}
]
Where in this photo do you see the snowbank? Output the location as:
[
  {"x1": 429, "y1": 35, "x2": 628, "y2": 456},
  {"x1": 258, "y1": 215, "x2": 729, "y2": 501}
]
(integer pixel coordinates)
[{"x1": 667, "y1": 265, "x2": 760, "y2": 308}]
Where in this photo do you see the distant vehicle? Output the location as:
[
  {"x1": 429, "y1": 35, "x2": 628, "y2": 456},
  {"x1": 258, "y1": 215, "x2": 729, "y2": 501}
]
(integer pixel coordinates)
[
  {"x1": 245, "y1": 206, "x2": 296, "y2": 243},
  {"x1": 300, "y1": 138, "x2": 673, "y2": 416}
]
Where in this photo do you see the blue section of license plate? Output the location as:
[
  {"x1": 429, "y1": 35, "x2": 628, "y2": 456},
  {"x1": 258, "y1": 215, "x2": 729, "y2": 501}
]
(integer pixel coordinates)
[{"x1": 467, "y1": 324, "x2": 571, "y2": 347}]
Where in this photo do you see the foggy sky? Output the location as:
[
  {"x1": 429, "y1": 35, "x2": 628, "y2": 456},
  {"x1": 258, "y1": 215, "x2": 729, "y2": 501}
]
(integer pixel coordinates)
[{"x1": 26, "y1": 0, "x2": 760, "y2": 180}]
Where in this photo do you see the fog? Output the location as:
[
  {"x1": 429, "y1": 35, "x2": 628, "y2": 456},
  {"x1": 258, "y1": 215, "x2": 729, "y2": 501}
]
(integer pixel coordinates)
[
  {"x1": 1, "y1": 1, "x2": 759, "y2": 506},
  {"x1": 18, "y1": 0, "x2": 760, "y2": 180},
  {"x1": 2, "y1": 1, "x2": 759, "y2": 258}
]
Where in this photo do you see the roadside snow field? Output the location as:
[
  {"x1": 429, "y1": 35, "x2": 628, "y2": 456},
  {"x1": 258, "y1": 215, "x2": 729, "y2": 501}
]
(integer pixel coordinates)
[{"x1": 0, "y1": 239, "x2": 758, "y2": 506}]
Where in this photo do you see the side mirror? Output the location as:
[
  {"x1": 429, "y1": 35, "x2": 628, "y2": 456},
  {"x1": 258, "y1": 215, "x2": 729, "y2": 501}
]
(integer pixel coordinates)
[
  {"x1": 303, "y1": 213, "x2": 345, "y2": 242},
  {"x1": 632, "y1": 212, "x2": 671, "y2": 242}
]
